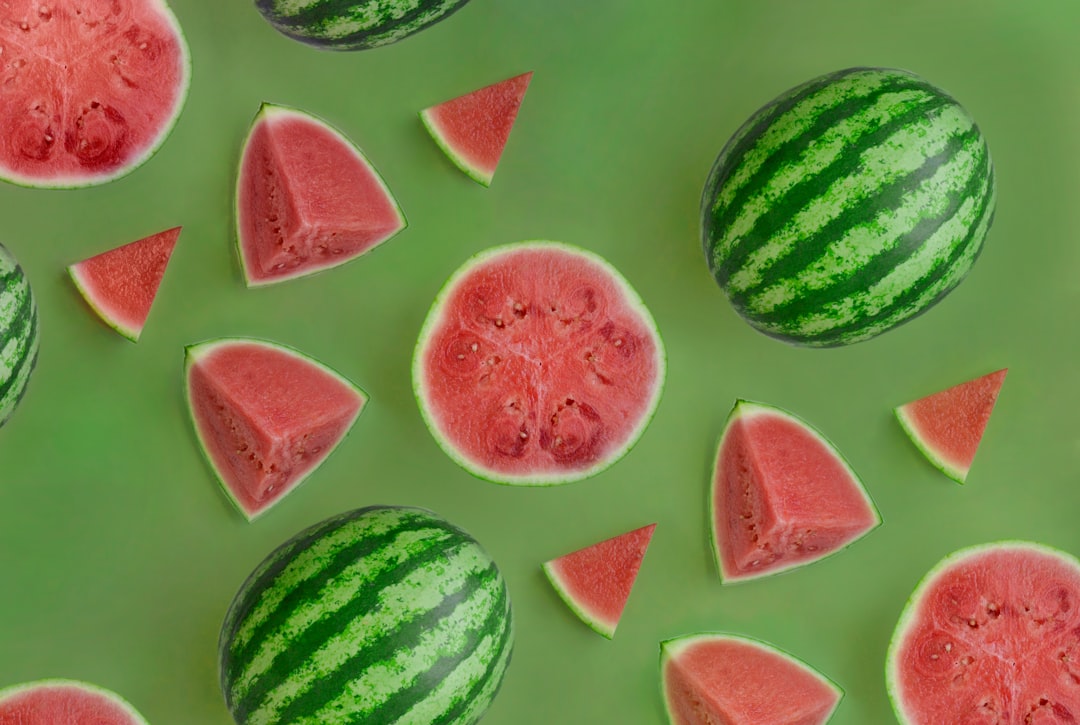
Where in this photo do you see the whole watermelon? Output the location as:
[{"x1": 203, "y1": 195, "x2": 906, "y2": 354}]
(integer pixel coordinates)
[
  {"x1": 702, "y1": 67, "x2": 996, "y2": 347},
  {"x1": 219, "y1": 506, "x2": 514, "y2": 725},
  {"x1": 0, "y1": 243, "x2": 39, "y2": 428}
]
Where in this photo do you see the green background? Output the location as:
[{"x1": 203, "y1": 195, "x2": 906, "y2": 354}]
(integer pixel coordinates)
[{"x1": 1, "y1": 0, "x2": 1078, "y2": 722}]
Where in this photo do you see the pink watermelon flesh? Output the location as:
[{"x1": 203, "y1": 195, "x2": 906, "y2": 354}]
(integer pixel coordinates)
[
  {"x1": 68, "y1": 226, "x2": 180, "y2": 341},
  {"x1": 420, "y1": 71, "x2": 532, "y2": 186},
  {"x1": 888, "y1": 542, "x2": 1080, "y2": 724},
  {"x1": 895, "y1": 368, "x2": 1007, "y2": 483},
  {"x1": 236, "y1": 104, "x2": 406, "y2": 286},
  {"x1": 712, "y1": 400, "x2": 879, "y2": 582},
  {"x1": 414, "y1": 241, "x2": 664, "y2": 485},
  {"x1": 185, "y1": 338, "x2": 366, "y2": 520},
  {"x1": 0, "y1": 680, "x2": 147, "y2": 724},
  {"x1": 661, "y1": 634, "x2": 842, "y2": 725},
  {"x1": 543, "y1": 523, "x2": 656, "y2": 638},
  {"x1": 0, "y1": 0, "x2": 189, "y2": 188}
]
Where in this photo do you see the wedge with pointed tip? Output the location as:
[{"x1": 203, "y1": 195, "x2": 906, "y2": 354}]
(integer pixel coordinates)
[{"x1": 0, "y1": 679, "x2": 148, "y2": 724}]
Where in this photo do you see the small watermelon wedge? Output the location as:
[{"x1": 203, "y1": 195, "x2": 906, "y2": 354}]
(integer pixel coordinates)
[
  {"x1": 895, "y1": 368, "x2": 1007, "y2": 484},
  {"x1": 420, "y1": 72, "x2": 533, "y2": 186},
  {"x1": 184, "y1": 337, "x2": 367, "y2": 521},
  {"x1": 67, "y1": 227, "x2": 181, "y2": 342},
  {"x1": 542, "y1": 523, "x2": 656, "y2": 638},
  {"x1": 0, "y1": 679, "x2": 149, "y2": 724}
]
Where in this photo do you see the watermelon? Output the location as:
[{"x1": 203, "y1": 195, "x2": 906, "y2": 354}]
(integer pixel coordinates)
[
  {"x1": 67, "y1": 226, "x2": 181, "y2": 342},
  {"x1": 219, "y1": 505, "x2": 514, "y2": 725},
  {"x1": 420, "y1": 72, "x2": 533, "y2": 186},
  {"x1": 235, "y1": 103, "x2": 406, "y2": 287},
  {"x1": 0, "y1": 679, "x2": 148, "y2": 724},
  {"x1": 184, "y1": 337, "x2": 367, "y2": 520},
  {"x1": 254, "y1": 0, "x2": 472, "y2": 51},
  {"x1": 0, "y1": 242, "x2": 39, "y2": 429},
  {"x1": 412, "y1": 241, "x2": 665, "y2": 486},
  {"x1": 702, "y1": 66, "x2": 996, "y2": 347},
  {"x1": 0, "y1": 0, "x2": 190, "y2": 188},
  {"x1": 542, "y1": 523, "x2": 656, "y2": 639},
  {"x1": 710, "y1": 399, "x2": 880, "y2": 583},
  {"x1": 895, "y1": 368, "x2": 1007, "y2": 484},
  {"x1": 661, "y1": 633, "x2": 842, "y2": 725},
  {"x1": 887, "y1": 541, "x2": 1080, "y2": 723}
]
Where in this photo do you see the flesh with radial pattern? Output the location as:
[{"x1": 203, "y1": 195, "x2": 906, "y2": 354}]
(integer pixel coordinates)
[{"x1": 0, "y1": 680, "x2": 148, "y2": 725}]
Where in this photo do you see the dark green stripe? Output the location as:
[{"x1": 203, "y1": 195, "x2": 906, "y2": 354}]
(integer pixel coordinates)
[
  {"x1": 734, "y1": 130, "x2": 985, "y2": 319},
  {"x1": 0, "y1": 269, "x2": 19, "y2": 299},
  {"x1": 714, "y1": 94, "x2": 956, "y2": 289},
  {"x1": 261, "y1": 0, "x2": 467, "y2": 48},
  {"x1": 0, "y1": 293, "x2": 36, "y2": 402},
  {"x1": 2, "y1": 335, "x2": 39, "y2": 427}
]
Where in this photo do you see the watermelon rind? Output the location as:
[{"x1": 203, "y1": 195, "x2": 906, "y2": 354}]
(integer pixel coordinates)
[
  {"x1": 708, "y1": 399, "x2": 882, "y2": 584},
  {"x1": 660, "y1": 632, "x2": 844, "y2": 725},
  {"x1": 894, "y1": 403, "x2": 969, "y2": 484},
  {"x1": 183, "y1": 337, "x2": 368, "y2": 521},
  {"x1": 0, "y1": 243, "x2": 40, "y2": 429},
  {"x1": 541, "y1": 560, "x2": 618, "y2": 638},
  {"x1": 884, "y1": 540, "x2": 1080, "y2": 725},
  {"x1": 411, "y1": 240, "x2": 667, "y2": 486},
  {"x1": 0, "y1": 678, "x2": 150, "y2": 724},
  {"x1": 68, "y1": 265, "x2": 141, "y2": 342},
  {"x1": 419, "y1": 107, "x2": 494, "y2": 186},
  {"x1": 234, "y1": 102, "x2": 407, "y2": 287}
]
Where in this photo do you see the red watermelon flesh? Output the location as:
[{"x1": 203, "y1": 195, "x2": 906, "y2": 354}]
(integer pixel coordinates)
[
  {"x1": 0, "y1": 0, "x2": 190, "y2": 188},
  {"x1": 711, "y1": 400, "x2": 880, "y2": 583},
  {"x1": 236, "y1": 103, "x2": 406, "y2": 286},
  {"x1": 68, "y1": 226, "x2": 181, "y2": 341},
  {"x1": 420, "y1": 71, "x2": 532, "y2": 186},
  {"x1": 0, "y1": 679, "x2": 148, "y2": 724},
  {"x1": 661, "y1": 634, "x2": 842, "y2": 725},
  {"x1": 895, "y1": 368, "x2": 1007, "y2": 484},
  {"x1": 542, "y1": 523, "x2": 656, "y2": 638},
  {"x1": 887, "y1": 542, "x2": 1080, "y2": 724},
  {"x1": 185, "y1": 338, "x2": 367, "y2": 520}
]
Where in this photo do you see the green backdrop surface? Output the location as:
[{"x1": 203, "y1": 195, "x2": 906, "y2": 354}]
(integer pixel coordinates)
[{"x1": 1, "y1": 0, "x2": 1078, "y2": 722}]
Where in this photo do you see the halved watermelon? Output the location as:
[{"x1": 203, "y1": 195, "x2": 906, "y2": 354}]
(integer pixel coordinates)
[
  {"x1": 0, "y1": 679, "x2": 148, "y2": 724},
  {"x1": 542, "y1": 523, "x2": 656, "y2": 638},
  {"x1": 184, "y1": 337, "x2": 367, "y2": 521},
  {"x1": 710, "y1": 399, "x2": 880, "y2": 583},
  {"x1": 235, "y1": 103, "x2": 406, "y2": 286},
  {"x1": 895, "y1": 368, "x2": 1007, "y2": 484},
  {"x1": 67, "y1": 226, "x2": 181, "y2": 342},
  {"x1": 661, "y1": 633, "x2": 842, "y2": 725},
  {"x1": 420, "y1": 72, "x2": 533, "y2": 186}
]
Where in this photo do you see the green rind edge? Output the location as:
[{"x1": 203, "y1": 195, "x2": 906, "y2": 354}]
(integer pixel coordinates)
[
  {"x1": 67, "y1": 264, "x2": 141, "y2": 343},
  {"x1": 419, "y1": 108, "x2": 493, "y2": 187},
  {"x1": 893, "y1": 403, "x2": 969, "y2": 484},
  {"x1": 0, "y1": 678, "x2": 150, "y2": 724},
  {"x1": 540, "y1": 560, "x2": 616, "y2": 640}
]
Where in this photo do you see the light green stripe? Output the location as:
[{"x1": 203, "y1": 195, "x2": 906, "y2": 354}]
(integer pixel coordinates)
[
  {"x1": 270, "y1": 0, "x2": 325, "y2": 15},
  {"x1": 0, "y1": 323, "x2": 36, "y2": 420},
  {"x1": 0, "y1": 247, "x2": 15, "y2": 277},
  {"x1": 745, "y1": 136, "x2": 983, "y2": 314},
  {"x1": 0, "y1": 279, "x2": 27, "y2": 327},
  {"x1": 243, "y1": 542, "x2": 493, "y2": 723},
  {"x1": 451, "y1": 627, "x2": 514, "y2": 725},
  {"x1": 726, "y1": 103, "x2": 975, "y2": 293}
]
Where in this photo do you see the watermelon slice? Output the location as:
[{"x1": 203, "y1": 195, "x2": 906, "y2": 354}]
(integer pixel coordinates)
[
  {"x1": 895, "y1": 368, "x2": 1007, "y2": 484},
  {"x1": 887, "y1": 541, "x2": 1080, "y2": 723},
  {"x1": 184, "y1": 337, "x2": 367, "y2": 521},
  {"x1": 542, "y1": 523, "x2": 656, "y2": 638},
  {"x1": 420, "y1": 72, "x2": 533, "y2": 186},
  {"x1": 710, "y1": 399, "x2": 880, "y2": 583},
  {"x1": 67, "y1": 226, "x2": 181, "y2": 342},
  {"x1": 235, "y1": 103, "x2": 406, "y2": 286},
  {"x1": 0, "y1": 679, "x2": 148, "y2": 724},
  {"x1": 661, "y1": 633, "x2": 843, "y2": 725}
]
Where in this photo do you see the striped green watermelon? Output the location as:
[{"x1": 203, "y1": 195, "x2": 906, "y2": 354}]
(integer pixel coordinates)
[
  {"x1": 702, "y1": 67, "x2": 996, "y2": 347},
  {"x1": 0, "y1": 243, "x2": 39, "y2": 429},
  {"x1": 219, "y1": 505, "x2": 514, "y2": 725},
  {"x1": 254, "y1": 0, "x2": 472, "y2": 50}
]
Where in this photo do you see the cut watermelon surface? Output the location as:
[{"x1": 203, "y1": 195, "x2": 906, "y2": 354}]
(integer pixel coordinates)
[
  {"x1": 420, "y1": 72, "x2": 533, "y2": 186},
  {"x1": 895, "y1": 368, "x2": 1007, "y2": 484},
  {"x1": 184, "y1": 338, "x2": 367, "y2": 520},
  {"x1": 542, "y1": 523, "x2": 656, "y2": 638},
  {"x1": 236, "y1": 103, "x2": 406, "y2": 286},
  {"x1": 0, "y1": 679, "x2": 148, "y2": 724},
  {"x1": 711, "y1": 400, "x2": 880, "y2": 583},
  {"x1": 68, "y1": 226, "x2": 181, "y2": 341},
  {"x1": 661, "y1": 633, "x2": 842, "y2": 725}
]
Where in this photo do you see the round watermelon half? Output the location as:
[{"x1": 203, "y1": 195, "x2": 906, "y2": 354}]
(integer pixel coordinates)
[
  {"x1": 0, "y1": 0, "x2": 191, "y2": 188},
  {"x1": 0, "y1": 242, "x2": 39, "y2": 429},
  {"x1": 0, "y1": 679, "x2": 149, "y2": 724},
  {"x1": 413, "y1": 241, "x2": 666, "y2": 486},
  {"x1": 887, "y1": 541, "x2": 1080, "y2": 724}
]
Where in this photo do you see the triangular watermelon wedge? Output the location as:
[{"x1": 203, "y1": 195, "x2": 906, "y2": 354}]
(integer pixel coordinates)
[
  {"x1": 67, "y1": 227, "x2": 181, "y2": 342},
  {"x1": 542, "y1": 523, "x2": 656, "y2": 638},
  {"x1": 420, "y1": 71, "x2": 533, "y2": 186},
  {"x1": 895, "y1": 368, "x2": 1007, "y2": 484},
  {"x1": 184, "y1": 338, "x2": 368, "y2": 521}
]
